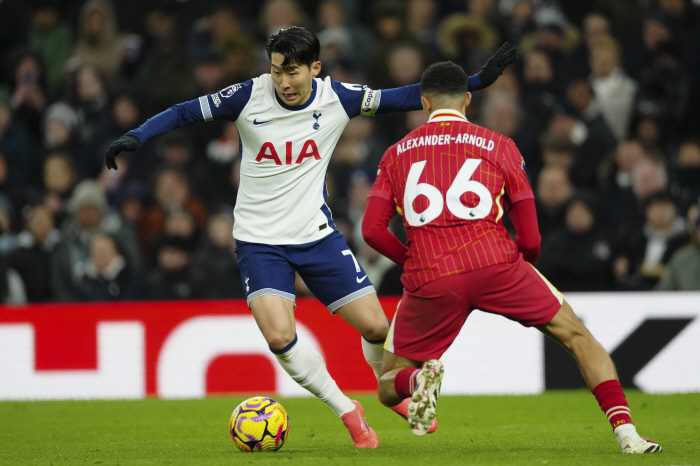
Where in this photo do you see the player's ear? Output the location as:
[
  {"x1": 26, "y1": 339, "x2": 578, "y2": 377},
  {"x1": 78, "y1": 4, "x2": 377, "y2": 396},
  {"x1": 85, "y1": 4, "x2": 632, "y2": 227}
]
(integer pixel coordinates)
[
  {"x1": 465, "y1": 92, "x2": 472, "y2": 108},
  {"x1": 311, "y1": 61, "x2": 321, "y2": 77},
  {"x1": 421, "y1": 95, "x2": 432, "y2": 117}
]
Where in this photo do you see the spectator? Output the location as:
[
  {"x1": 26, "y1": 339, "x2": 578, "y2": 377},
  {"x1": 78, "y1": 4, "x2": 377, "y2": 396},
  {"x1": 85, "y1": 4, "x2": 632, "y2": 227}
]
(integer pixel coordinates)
[
  {"x1": 566, "y1": 11, "x2": 612, "y2": 80},
  {"x1": 671, "y1": 139, "x2": 700, "y2": 212},
  {"x1": 0, "y1": 87, "x2": 37, "y2": 185},
  {"x1": 136, "y1": 26, "x2": 196, "y2": 116},
  {"x1": 480, "y1": 90, "x2": 537, "y2": 170},
  {"x1": 655, "y1": 204, "x2": 700, "y2": 291},
  {"x1": 536, "y1": 194, "x2": 614, "y2": 291},
  {"x1": 606, "y1": 155, "x2": 670, "y2": 239},
  {"x1": 369, "y1": 0, "x2": 427, "y2": 88},
  {"x1": 259, "y1": 0, "x2": 310, "y2": 39},
  {"x1": 143, "y1": 234, "x2": 209, "y2": 300},
  {"x1": 72, "y1": 0, "x2": 126, "y2": 84},
  {"x1": 345, "y1": 168, "x2": 374, "y2": 227},
  {"x1": 116, "y1": 181, "x2": 149, "y2": 233},
  {"x1": 406, "y1": 0, "x2": 440, "y2": 55},
  {"x1": 520, "y1": 5, "x2": 578, "y2": 80},
  {"x1": 316, "y1": 0, "x2": 372, "y2": 70},
  {"x1": 656, "y1": 0, "x2": 700, "y2": 81},
  {"x1": 599, "y1": 140, "x2": 650, "y2": 238},
  {"x1": 436, "y1": 10, "x2": 496, "y2": 76},
  {"x1": 34, "y1": 152, "x2": 76, "y2": 227},
  {"x1": 633, "y1": 40, "x2": 690, "y2": 144},
  {"x1": 625, "y1": 13, "x2": 673, "y2": 80},
  {"x1": 0, "y1": 152, "x2": 24, "y2": 217},
  {"x1": 0, "y1": 193, "x2": 18, "y2": 255},
  {"x1": 42, "y1": 102, "x2": 81, "y2": 158},
  {"x1": 539, "y1": 132, "x2": 576, "y2": 177},
  {"x1": 74, "y1": 233, "x2": 141, "y2": 301},
  {"x1": 28, "y1": 3, "x2": 73, "y2": 93},
  {"x1": 49, "y1": 180, "x2": 141, "y2": 301},
  {"x1": 500, "y1": 0, "x2": 537, "y2": 46},
  {"x1": 201, "y1": 121, "x2": 240, "y2": 210},
  {"x1": 519, "y1": 48, "x2": 566, "y2": 157},
  {"x1": 332, "y1": 118, "x2": 388, "y2": 187},
  {"x1": 0, "y1": 254, "x2": 27, "y2": 305},
  {"x1": 589, "y1": 37, "x2": 638, "y2": 141},
  {"x1": 564, "y1": 79, "x2": 617, "y2": 187},
  {"x1": 613, "y1": 191, "x2": 688, "y2": 290},
  {"x1": 139, "y1": 167, "x2": 207, "y2": 252},
  {"x1": 8, "y1": 205, "x2": 59, "y2": 302},
  {"x1": 69, "y1": 64, "x2": 109, "y2": 150},
  {"x1": 535, "y1": 165, "x2": 572, "y2": 240},
  {"x1": 191, "y1": 212, "x2": 245, "y2": 299},
  {"x1": 152, "y1": 208, "x2": 199, "y2": 257},
  {"x1": 86, "y1": 85, "x2": 145, "y2": 178},
  {"x1": 9, "y1": 49, "x2": 50, "y2": 139}
]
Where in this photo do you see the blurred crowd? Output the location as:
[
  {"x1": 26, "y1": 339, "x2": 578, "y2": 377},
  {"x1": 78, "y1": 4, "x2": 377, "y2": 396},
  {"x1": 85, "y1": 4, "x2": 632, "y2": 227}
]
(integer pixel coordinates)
[{"x1": 0, "y1": 0, "x2": 699, "y2": 305}]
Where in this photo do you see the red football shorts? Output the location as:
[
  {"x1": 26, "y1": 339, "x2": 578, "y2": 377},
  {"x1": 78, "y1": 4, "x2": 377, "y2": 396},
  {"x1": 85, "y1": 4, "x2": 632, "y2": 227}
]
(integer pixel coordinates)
[{"x1": 385, "y1": 254, "x2": 563, "y2": 362}]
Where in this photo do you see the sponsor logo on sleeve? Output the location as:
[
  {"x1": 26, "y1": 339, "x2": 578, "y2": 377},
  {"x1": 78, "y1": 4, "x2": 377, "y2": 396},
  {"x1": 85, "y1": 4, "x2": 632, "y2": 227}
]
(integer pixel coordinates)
[
  {"x1": 220, "y1": 84, "x2": 242, "y2": 98},
  {"x1": 211, "y1": 93, "x2": 222, "y2": 107},
  {"x1": 521, "y1": 159, "x2": 527, "y2": 173},
  {"x1": 340, "y1": 83, "x2": 366, "y2": 91}
]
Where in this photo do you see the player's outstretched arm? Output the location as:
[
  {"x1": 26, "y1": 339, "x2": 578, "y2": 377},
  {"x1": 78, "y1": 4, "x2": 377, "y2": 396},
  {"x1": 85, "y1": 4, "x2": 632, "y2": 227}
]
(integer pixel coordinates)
[
  {"x1": 366, "y1": 43, "x2": 518, "y2": 115},
  {"x1": 105, "y1": 81, "x2": 253, "y2": 170}
]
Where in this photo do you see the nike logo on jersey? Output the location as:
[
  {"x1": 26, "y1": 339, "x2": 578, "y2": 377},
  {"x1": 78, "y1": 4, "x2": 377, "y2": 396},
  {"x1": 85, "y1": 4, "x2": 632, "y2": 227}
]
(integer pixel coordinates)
[
  {"x1": 253, "y1": 118, "x2": 273, "y2": 125},
  {"x1": 356, "y1": 275, "x2": 367, "y2": 283}
]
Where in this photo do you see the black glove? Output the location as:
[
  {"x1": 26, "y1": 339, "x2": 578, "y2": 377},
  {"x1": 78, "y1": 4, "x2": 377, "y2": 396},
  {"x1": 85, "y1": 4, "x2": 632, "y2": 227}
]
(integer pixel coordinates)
[
  {"x1": 477, "y1": 42, "x2": 519, "y2": 90},
  {"x1": 105, "y1": 134, "x2": 141, "y2": 170}
]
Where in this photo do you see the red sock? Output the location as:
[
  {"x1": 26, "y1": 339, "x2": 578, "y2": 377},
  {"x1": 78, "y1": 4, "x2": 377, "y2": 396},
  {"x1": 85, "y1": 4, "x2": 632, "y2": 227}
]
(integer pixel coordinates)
[
  {"x1": 394, "y1": 368, "x2": 421, "y2": 399},
  {"x1": 592, "y1": 379, "x2": 633, "y2": 431}
]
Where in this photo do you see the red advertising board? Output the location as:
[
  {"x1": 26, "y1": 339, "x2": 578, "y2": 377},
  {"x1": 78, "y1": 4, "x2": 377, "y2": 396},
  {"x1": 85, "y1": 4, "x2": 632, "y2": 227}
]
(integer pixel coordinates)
[{"x1": 0, "y1": 298, "x2": 400, "y2": 399}]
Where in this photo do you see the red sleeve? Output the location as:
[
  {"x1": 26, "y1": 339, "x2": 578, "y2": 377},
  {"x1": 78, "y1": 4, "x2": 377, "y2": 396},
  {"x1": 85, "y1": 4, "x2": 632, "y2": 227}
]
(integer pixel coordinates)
[
  {"x1": 507, "y1": 198, "x2": 541, "y2": 265},
  {"x1": 362, "y1": 196, "x2": 407, "y2": 266},
  {"x1": 501, "y1": 139, "x2": 534, "y2": 209}
]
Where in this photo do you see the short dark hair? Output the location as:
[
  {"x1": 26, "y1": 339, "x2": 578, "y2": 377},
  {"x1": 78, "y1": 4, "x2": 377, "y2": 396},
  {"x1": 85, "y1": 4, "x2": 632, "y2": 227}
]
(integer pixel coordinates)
[
  {"x1": 420, "y1": 62, "x2": 469, "y2": 98},
  {"x1": 266, "y1": 27, "x2": 320, "y2": 69}
]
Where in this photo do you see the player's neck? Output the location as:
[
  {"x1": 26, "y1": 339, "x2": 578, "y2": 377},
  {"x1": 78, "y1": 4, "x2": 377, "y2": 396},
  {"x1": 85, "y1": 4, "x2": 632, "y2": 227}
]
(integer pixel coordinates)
[{"x1": 428, "y1": 108, "x2": 467, "y2": 121}]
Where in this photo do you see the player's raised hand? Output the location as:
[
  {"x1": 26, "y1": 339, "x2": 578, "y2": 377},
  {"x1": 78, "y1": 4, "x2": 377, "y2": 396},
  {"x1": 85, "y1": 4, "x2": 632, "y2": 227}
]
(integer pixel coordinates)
[
  {"x1": 475, "y1": 42, "x2": 519, "y2": 90},
  {"x1": 105, "y1": 135, "x2": 141, "y2": 170}
]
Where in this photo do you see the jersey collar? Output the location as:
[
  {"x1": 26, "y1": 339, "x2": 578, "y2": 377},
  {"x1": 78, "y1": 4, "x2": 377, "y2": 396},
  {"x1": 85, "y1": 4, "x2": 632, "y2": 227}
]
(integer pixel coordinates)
[
  {"x1": 428, "y1": 108, "x2": 468, "y2": 123},
  {"x1": 275, "y1": 79, "x2": 318, "y2": 111}
]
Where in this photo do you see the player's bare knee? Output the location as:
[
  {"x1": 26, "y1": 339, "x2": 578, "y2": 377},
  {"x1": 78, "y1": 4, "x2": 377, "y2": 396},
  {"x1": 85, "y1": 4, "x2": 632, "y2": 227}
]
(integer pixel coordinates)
[
  {"x1": 265, "y1": 331, "x2": 296, "y2": 351},
  {"x1": 362, "y1": 321, "x2": 389, "y2": 342}
]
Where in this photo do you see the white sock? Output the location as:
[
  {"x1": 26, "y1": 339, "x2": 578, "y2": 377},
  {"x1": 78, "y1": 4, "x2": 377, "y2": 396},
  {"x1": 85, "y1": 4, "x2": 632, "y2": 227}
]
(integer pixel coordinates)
[
  {"x1": 614, "y1": 423, "x2": 641, "y2": 443},
  {"x1": 361, "y1": 336, "x2": 385, "y2": 380},
  {"x1": 273, "y1": 335, "x2": 355, "y2": 417}
]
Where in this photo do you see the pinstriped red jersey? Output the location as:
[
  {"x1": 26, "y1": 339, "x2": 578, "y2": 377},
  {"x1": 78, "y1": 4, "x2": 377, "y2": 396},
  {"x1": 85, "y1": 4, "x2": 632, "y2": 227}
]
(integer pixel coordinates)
[{"x1": 369, "y1": 109, "x2": 534, "y2": 292}]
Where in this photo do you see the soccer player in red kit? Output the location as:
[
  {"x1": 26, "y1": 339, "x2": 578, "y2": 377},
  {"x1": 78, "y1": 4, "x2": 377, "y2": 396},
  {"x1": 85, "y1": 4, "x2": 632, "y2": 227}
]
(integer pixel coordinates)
[{"x1": 362, "y1": 62, "x2": 662, "y2": 454}]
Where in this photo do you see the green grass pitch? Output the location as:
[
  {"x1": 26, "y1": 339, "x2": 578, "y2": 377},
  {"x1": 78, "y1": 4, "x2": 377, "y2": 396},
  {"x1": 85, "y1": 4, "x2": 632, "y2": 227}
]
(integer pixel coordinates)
[{"x1": 0, "y1": 391, "x2": 698, "y2": 465}]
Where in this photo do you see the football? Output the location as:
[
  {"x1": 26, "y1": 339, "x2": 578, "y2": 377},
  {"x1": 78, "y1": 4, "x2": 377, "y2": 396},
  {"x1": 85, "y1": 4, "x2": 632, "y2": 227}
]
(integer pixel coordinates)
[{"x1": 229, "y1": 397, "x2": 290, "y2": 452}]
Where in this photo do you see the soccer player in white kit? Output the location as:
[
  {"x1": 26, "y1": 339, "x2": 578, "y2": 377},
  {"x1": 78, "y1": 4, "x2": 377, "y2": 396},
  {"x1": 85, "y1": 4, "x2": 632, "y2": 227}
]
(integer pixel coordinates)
[{"x1": 105, "y1": 27, "x2": 517, "y2": 448}]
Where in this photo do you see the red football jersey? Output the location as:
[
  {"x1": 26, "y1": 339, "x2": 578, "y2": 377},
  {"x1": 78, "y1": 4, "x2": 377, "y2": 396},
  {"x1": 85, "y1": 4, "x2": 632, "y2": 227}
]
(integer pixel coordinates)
[{"x1": 369, "y1": 109, "x2": 534, "y2": 292}]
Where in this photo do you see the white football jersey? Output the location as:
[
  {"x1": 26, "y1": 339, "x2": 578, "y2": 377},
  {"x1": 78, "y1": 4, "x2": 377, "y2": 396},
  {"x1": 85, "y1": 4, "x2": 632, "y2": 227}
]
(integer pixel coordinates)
[{"x1": 200, "y1": 75, "x2": 381, "y2": 244}]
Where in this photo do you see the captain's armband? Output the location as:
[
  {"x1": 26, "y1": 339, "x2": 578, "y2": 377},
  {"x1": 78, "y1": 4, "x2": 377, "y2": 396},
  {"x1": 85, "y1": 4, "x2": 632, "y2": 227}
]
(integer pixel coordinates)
[{"x1": 360, "y1": 88, "x2": 381, "y2": 116}]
